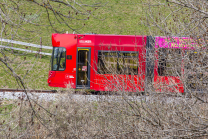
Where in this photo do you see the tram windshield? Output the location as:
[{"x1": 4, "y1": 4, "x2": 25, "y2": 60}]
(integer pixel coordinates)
[{"x1": 52, "y1": 47, "x2": 66, "y2": 71}]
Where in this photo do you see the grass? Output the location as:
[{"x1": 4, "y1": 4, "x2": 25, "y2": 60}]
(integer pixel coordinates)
[{"x1": 0, "y1": 103, "x2": 13, "y2": 114}]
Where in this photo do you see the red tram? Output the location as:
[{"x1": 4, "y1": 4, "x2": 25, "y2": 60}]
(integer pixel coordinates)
[{"x1": 47, "y1": 33, "x2": 197, "y2": 93}]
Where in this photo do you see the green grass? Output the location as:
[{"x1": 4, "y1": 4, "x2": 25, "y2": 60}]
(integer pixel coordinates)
[
  {"x1": 2, "y1": 0, "x2": 150, "y2": 45},
  {"x1": 0, "y1": 101, "x2": 14, "y2": 115}
]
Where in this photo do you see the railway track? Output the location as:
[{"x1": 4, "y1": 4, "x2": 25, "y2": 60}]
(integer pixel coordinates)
[
  {"x1": 0, "y1": 88, "x2": 115, "y2": 95},
  {"x1": 0, "y1": 88, "x2": 144, "y2": 96},
  {"x1": 0, "y1": 89, "x2": 191, "y2": 104},
  {"x1": 0, "y1": 88, "x2": 205, "y2": 96},
  {"x1": 0, "y1": 88, "x2": 205, "y2": 103},
  {"x1": 0, "y1": 88, "x2": 57, "y2": 93}
]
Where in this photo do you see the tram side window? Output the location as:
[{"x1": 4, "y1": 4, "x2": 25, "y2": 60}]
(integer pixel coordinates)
[
  {"x1": 52, "y1": 47, "x2": 66, "y2": 71},
  {"x1": 98, "y1": 51, "x2": 138, "y2": 75},
  {"x1": 158, "y1": 49, "x2": 181, "y2": 76},
  {"x1": 98, "y1": 52, "x2": 117, "y2": 74},
  {"x1": 118, "y1": 52, "x2": 138, "y2": 74}
]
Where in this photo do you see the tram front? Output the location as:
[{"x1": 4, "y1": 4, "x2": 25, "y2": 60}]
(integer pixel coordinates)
[{"x1": 48, "y1": 33, "x2": 77, "y2": 88}]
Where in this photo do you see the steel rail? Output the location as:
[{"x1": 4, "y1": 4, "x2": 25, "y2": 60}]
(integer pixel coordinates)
[
  {"x1": 0, "y1": 38, "x2": 52, "y2": 49},
  {"x1": 0, "y1": 45, "x2": 52, "y2": 56},
  {"x1": 0, "y1": 88, "x2": 57, "y2": 93}
]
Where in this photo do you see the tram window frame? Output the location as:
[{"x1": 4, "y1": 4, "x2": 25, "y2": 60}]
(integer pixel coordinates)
[
  {"x1": 51, "y1": 47, "x2": 66, "y2": 71},
  {"x1": 97, "y1": 51, "x2": 138, "y2": 75},
  {"x1": 157, "y1": 48, "x2": 182, "y2": 76}
]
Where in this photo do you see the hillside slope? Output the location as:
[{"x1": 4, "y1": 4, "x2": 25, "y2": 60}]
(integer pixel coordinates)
[{"x1": 0, "y1": 0, "x2": 148, "y2": 90}]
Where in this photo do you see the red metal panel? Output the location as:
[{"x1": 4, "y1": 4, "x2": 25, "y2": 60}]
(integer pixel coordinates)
[
  {"x1": 93, "y1": 74, "x2": 145, "y2": 92},
  {"x1": 94, "y1": 35, "x2": 146, "y2": 50}
]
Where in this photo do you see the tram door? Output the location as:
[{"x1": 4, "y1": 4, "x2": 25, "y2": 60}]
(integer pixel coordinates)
[{"x1": 76, "y1": 48, "x2": 91, "y2": 88}]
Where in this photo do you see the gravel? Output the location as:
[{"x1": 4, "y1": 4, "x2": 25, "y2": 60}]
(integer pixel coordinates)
[
  {"x1": 0, "y1": 91, "x2": 187, "y2": 104},
  {"x1": 0, "y1": 91, "x2": 140, "y2": 102}
]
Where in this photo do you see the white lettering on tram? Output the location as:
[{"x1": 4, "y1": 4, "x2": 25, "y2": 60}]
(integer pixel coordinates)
[
  {"x1": 65, "y1": 75, "x2": 74, "y2": 79},
  {"x1": 79, "y1": 40, "x2": 92, "y2": 43}
]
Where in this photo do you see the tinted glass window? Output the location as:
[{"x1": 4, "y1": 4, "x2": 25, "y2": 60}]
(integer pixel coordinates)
[
  {"x1": 77, "y1": 49, "x2": 89, "y2": 85},
  {"x1": 52, "y1": 47, "x2": 66, "y2": 71},
  {"x1": 98, "y1": 52, "x2": 117, "y2": 74},
  {"x1": 158, "y1": 48, "x2": 181, "y2": 76},
  {"x1": 98, "y1": 51, "x2": 138, "y2": 75}
]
